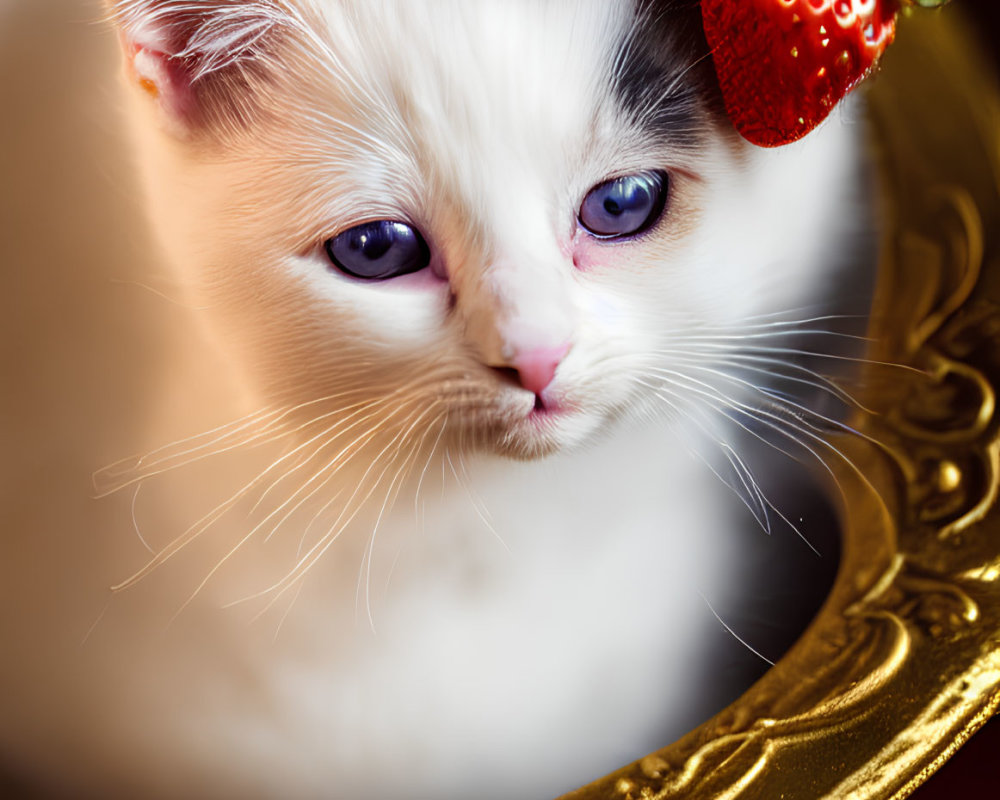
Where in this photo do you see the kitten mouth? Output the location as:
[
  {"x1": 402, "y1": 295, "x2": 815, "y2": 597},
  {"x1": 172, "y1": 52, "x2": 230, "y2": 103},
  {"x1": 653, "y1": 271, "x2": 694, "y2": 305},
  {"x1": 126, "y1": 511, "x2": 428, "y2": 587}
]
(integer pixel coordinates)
[
  {"x1": 449, "y1": 381, "x2": 581, "y2": 459},
  {"x1": 489, "y1": 366, "x2": 566, "y2": 416},
  {"x1": 520, "y1": 389, "x2": 580, "y2": 437},
  {"x1": 524, "y1": 386, "x2": 569, "y2": 418}
]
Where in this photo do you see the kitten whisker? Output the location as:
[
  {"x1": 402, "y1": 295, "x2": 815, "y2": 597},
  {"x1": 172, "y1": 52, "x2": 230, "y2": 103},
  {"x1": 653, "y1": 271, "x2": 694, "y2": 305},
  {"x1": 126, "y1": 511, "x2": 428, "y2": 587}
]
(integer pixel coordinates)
[
  {"x1": 171, "y1": 397, "x2": 434, "y2": 621},
  {"x1": 93, "y1": 385, "x2": 390, "y2": 496},
  {"x1": 130, "y1": 483, "x2": 155, "y2": 555},
  {"x1": 641, "y1": 370, "x2": 860, "y2": 552},
  {"x1": 230, "y1": 403, "x2": 448, "y2": 620},
  {"x1": 699, "y1": 353, "x2": 870, "y2": 412},
  {"x1": 254, "y1": 396, "x2": 416, "y2": 527},
  {"x1": 655, "y1": 342, "x2": 922, "y2": 375},
  {"x1": 93, "y1": 405, "x2": 285, "y2": 496},
  {"x1": 107, "y1": 278, "x2": 211, "y2": 310},
  {"x1": 297, "y1": 487, "x2": 348, "y2": 558},
  {"x1": 706, "y1": 307, "x2": 865, "y2": 327},
  {"x1": 448, "y1": 451, "x2": 507, "y2": 553},
  {"x1": 651, "y1": 368, "x2": 836, "y2": 460},
  {"x1": 651, "y1": 367, "x2": 881, "y2": 509},
  {"x1": 700, "y1": 592, "x2": 775, "y2": 666},
  {"x1": 655, "y1": 362, "x2": 886, "y2": 452},
  {"x1": 458, "y1": 452, "x2": 495, "y2": 526},
  {"x1": 111, "y1": 480, "x2": 254, "y2": 593},
  {"x1": 271, "y1": 575, "x2": 307, "y2": 643},
  {"x1": 636, "y1": 378, "x2": 783, "y2": 541},
  {"x1": 666, "y1": 312, "x2": 867, "y2": 335},
  {"x1": 250, "y1": 435, "x2": 441, "y2": 625},
  {"x1": 656, "y1": 349, "x2": 867, "y2": 412},
  {"x1": 664, "y1": 329, "x2": 869, "y2": 344},
  {"x1": 111, "y1": 388, "x2": 417, "y2": 592},
  {"x1": 357, "y1": 404, "x2": 447, "y2": 631},
  {"x1": 414, "y1": 413, "x2": 449, "y2": 519},
  {"x1": 294, "y1": 397, "x2": 445, "y2": 554},
  {"x1": 718, "y1": 441, "x2": 773, "y2": 535}
]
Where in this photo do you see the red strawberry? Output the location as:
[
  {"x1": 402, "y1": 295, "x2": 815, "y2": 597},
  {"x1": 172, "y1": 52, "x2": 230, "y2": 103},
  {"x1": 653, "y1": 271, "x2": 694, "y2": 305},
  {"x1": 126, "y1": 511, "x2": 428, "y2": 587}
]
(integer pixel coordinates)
[{"x1": 702, "y1": 0, "x2": 898, "y2": 147}]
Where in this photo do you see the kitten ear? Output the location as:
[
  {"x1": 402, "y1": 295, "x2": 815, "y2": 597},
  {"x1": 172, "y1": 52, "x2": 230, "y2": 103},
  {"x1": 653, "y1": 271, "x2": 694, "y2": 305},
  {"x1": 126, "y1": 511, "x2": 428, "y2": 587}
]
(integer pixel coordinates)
[{"x1": 107, "y1": 1, "x2": 291, "y2": 135}]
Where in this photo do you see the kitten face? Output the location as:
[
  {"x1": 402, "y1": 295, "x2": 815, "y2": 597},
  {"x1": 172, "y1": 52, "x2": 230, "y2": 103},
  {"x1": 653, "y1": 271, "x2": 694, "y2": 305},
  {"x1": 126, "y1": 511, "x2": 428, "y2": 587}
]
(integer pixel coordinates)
[{"x1": 115, "y1": 0, "x2": 859, "y2": 460}]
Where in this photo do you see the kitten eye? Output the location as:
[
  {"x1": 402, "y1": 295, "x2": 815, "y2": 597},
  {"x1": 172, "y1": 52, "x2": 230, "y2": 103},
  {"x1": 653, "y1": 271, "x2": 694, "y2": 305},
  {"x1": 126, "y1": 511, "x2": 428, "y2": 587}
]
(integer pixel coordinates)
[
  {"x1": 578, "y1": 171, "x2": 667, "y2": 238},
  {"x1": 325, "y1": 220, "x2": 430, "y2": 280}
]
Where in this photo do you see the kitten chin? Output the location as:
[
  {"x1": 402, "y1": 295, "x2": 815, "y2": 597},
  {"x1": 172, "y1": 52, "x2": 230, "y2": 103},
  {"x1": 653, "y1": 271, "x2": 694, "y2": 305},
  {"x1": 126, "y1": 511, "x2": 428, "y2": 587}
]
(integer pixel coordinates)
[{"x1": 6, "y1": 1, "x2": 876, "y2": 798}]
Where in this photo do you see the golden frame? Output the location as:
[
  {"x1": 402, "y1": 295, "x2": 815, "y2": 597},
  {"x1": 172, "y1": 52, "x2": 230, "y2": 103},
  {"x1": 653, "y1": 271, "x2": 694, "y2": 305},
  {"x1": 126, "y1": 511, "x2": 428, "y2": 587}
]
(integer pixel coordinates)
[{"x1": 565, "y1": 10, "x2": 1000, "y2": 799}]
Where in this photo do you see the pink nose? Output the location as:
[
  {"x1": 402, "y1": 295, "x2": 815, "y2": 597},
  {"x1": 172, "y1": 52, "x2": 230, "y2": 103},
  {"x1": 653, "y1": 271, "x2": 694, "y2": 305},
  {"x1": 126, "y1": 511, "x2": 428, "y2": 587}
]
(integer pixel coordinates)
[{"x1": 510, "y1": 343, "x2": 571, "y2": 395}]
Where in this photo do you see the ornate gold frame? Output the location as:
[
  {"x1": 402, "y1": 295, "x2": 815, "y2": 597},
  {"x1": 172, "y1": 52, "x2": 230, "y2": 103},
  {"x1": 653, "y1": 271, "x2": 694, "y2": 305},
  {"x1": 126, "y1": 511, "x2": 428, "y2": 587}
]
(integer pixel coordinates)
[{"x1": 564, "y1": 9, "x2": 1000, "y2": 799}]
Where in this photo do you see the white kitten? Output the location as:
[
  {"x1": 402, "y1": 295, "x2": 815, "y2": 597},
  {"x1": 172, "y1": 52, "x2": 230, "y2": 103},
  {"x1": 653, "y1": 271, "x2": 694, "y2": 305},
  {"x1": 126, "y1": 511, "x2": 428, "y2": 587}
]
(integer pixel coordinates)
[{"x1": 2, "y1": 2, "x2": 873, "y2": 797}]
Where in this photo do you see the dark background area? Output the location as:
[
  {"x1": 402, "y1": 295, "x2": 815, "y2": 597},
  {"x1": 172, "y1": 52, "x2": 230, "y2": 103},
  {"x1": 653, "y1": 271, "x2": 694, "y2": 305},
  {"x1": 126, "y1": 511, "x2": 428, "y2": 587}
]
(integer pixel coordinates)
[{"x1": 966, "y1": 0, "x2": 1000, "y2": 48}]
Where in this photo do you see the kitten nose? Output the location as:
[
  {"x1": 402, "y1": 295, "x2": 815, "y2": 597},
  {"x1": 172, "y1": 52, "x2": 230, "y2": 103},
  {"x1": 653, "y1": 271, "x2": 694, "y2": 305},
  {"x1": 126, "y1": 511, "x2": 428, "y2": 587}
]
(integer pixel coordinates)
[{"x1": 510, "y1": 343, "x2": 571, "y2": 395}]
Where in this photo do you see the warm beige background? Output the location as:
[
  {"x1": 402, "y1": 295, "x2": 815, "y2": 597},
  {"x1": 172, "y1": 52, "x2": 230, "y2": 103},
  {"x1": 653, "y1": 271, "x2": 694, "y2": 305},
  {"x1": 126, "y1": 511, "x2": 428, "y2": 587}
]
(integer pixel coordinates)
[
  {"x1": 1, "y1": 0, "x2": 170, "y2": 486},
  {"x1": 0, "y1": 3, "x2": 213, "y2": 791}
]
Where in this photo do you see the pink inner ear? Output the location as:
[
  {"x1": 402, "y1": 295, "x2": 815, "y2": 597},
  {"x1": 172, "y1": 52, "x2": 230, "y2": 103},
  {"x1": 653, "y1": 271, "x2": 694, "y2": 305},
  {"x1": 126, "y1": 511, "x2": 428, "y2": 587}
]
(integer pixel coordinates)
[{"x1": 121, "y1": 32, "x2": 198, "y2": 124}]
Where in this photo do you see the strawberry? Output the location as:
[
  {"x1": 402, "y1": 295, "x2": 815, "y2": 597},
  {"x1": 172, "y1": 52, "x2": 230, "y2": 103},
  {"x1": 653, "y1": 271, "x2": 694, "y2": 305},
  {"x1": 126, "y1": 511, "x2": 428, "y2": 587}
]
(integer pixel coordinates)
[{"x1": 701, "y1": 0, "x2": 898, "y2": 147}]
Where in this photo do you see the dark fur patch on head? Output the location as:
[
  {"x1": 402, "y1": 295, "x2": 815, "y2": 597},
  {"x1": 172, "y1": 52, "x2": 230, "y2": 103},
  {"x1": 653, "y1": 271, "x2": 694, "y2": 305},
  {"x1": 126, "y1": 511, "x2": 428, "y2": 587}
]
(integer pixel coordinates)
[{"x1": 612, "y1": 1, "x2": 727, "y2": 146}]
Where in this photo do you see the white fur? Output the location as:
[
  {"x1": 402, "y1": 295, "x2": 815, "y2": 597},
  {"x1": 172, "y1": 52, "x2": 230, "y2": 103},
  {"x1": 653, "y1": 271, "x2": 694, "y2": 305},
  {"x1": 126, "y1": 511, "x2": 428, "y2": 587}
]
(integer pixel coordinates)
[{"x1": 2, "y1": 2, "x2": 869, "y2": 797}]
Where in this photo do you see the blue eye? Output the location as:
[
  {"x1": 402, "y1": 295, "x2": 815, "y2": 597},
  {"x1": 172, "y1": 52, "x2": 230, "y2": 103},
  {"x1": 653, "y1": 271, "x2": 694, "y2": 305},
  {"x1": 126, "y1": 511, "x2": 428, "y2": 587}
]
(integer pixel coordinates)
[
  {"x1": 579, "y1": 171, "x2": 667, "y2": 238},
  {"x1": 325, "y1": 220, "x2": 430, "y2": 280}
]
